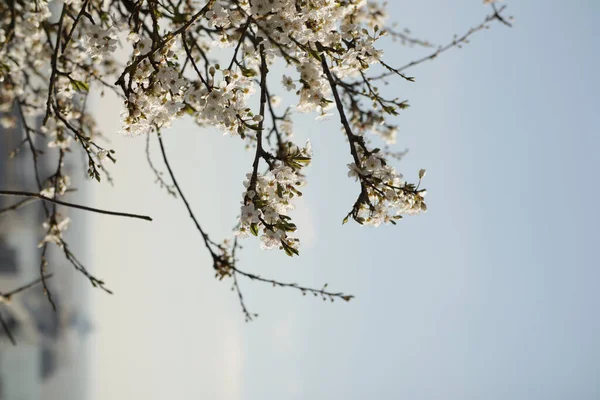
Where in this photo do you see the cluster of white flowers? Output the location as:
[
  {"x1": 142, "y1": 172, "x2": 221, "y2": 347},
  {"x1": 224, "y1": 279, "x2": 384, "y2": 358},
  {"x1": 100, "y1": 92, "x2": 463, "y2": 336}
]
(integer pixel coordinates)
[
  {"x1": 111, "y1": 0, "x2": 404, "y2": 143},
  {"x1": 188, "y1": 68, "x2": 257, "y2": 135},
  {"x1": 0, "y1": 1, "x2": 50, "y2": 96},
  {"x1": 121, "y1": 88, "x2": 185, "y2": 136},
  {"x1": 119, "y1": 38, "x2": 185, "y2": 135},
  {"x1": 238, "y1": 141, "x2": 312, "y2": 256},
  {"x1": 38, "y1": 215, "x2": 70, "y2": 248},
  {"x1": 196, "y1": 0, "x2": 386, "y2": 113},
  {"x1": 347, "y1": 147, "x2": 427, "y2": 226},
  {"x1": 121, "y1": 31, "x2": 260, "y2": 136},
  {"x1": 41, "y1": 117, "x2": 72, "y2": 150},
  {"x1": 249, "y1": 0, "x2": 361, "y2": 44},
  {"x1": 40, "y1": 175, "x2": 71, "y2": 198},
  {"x1": 294, "y1": 61, "x2": 332, "y2": 114},
  {"x1": 350, "y1": 107, "x2": 401, "y2": 145},
  {"x1": 83, "y1": 25, "x2": 117, "y2": 63}
]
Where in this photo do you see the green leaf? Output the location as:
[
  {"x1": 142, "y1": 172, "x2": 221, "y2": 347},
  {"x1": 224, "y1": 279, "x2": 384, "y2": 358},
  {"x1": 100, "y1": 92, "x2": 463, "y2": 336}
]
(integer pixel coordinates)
[
  {"x1": 245, "y1": 123, "x2": 261, "y2": 131},
  {"x1": 172, "y1": 13, "x2": 190, "y2": 23},
  {"x1": 183, "y1": 104, "x2": 195, "y2": 115},
  {"x1": 71, "y1": 80, "x2": 89, "y2": 92},
  {"x1": 294, "y1": 156, "x2": 311, "y2": 164},
  {"x1": 240, "y1": 66, "x2": 257, "y2": 78},
  {"x1": 383, "y1": 105, "x2": 398, "y2": 115},
  {"x1": 281, "y1": 240, "x2": 299, "y2": 257},
  {"x1": 250, "y1": 223, "x2": 259, "y2": 236}
]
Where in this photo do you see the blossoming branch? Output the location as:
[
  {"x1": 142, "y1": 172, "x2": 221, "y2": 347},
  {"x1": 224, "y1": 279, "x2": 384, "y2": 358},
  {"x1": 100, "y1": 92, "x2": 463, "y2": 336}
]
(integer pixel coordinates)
[{"x1": 0, "y1": 0, "x2": 511, "y2": 322}]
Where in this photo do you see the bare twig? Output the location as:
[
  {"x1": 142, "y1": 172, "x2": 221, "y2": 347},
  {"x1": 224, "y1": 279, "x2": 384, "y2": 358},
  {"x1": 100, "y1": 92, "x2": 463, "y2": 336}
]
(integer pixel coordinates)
[
  {"x1": 145, "y1": 133, "x2": 177, "y2": 197},
  {"x1": 231, "y1": 264, "x2": 354, "y2": 302},
  {"x1": 39, "y1": 244, "x2": 56, "y2": 311},
  {"x1": 0, "y1": 273, "x2": 55, "y2": 344},
  {"x1": 0, "y1": 197, "x2": 36, "y2": 216},
  {"x1": 0, "y1": 190, "x2": 153, "y2": 221},
  {"x1": 1, "y1": 274, "x2": 54, "y2": 299},
  {"x1": 43, "y1": 4, "x2": 67, "y2": 125},
  {"x1": 156, "y1": 133, "x2": 216, "y2": 256},
  {"x1": 0, "y1": 311, "x2": 16, "y2": 346},
  {"x1": 246, "y1": 42, "x2": 269, "y2": 195},
  {"x1": 370, "y1": 5, "x2": 511, "y2": 81}
]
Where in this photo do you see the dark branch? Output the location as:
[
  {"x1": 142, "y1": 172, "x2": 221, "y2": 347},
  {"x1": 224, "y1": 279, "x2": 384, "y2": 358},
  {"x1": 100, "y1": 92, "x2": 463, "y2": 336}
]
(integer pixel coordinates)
[
  {"x1": 0, "y1": 190, "x2": 153, "y2": 221},
  {"x1": 0, "y1": 311, "x2": 16, "y2": 346}
]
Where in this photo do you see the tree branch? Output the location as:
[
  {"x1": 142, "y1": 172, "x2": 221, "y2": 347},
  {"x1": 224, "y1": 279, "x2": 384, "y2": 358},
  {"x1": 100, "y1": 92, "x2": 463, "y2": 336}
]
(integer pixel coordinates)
[
  {"x1": 156, "y1": 133, "x2": 216, "y2": 256},
  {"x1": 0, "y1": 311, "x2": 16, "y2": 346},
  {"x1": 0, "y1": 190, "x2": 153, "y2": 221}
]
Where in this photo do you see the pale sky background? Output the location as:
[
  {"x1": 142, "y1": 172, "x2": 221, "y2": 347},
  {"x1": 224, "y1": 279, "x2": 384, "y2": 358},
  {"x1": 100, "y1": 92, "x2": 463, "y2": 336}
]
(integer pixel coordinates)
[{"x1": 78, "y1": 1, "x2": 600, "y2": 399}]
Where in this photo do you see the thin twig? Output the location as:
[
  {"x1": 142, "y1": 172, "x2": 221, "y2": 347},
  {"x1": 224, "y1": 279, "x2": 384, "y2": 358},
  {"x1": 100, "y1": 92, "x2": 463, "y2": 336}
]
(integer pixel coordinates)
[
  {"x1": 156, "y1": 134, "x2": 215, "y2": 255},
  {"x1": 0, "y1": 197, "x2": 37, "y2": 216},
  {"x1": 62, "y1": 0, "x2": 91, "y2": 51},
  {"x1": 0, "y1": 311, "x2": 16, "y2": 346},
  {"x1": 145, "y1": 133, "x2": 177, "y2": 197},
  {"x1": 246, "y1": 42, "x2": 269, "y2": 194},
  {"x1": 371, "y1": 5, "x2": 511, "y2": 81},
  {"x1": 232, "y1": 271, "x2": 255, "y2": 322},
  {"x1": 43, "y1": 4, "x2": 67, "y2": 125},
  {"x1": 0, "y1": 190, "x2": 153, "y2": 221},
  {"x1": 231, "y1": 265, "x2": 353, "y2": 302},
  {"x1": 1, "y1": 274, "x2": 54, "y2": 299},
  {"x1": 39, "y1": 244, "x2": 56, "y2": 311}
]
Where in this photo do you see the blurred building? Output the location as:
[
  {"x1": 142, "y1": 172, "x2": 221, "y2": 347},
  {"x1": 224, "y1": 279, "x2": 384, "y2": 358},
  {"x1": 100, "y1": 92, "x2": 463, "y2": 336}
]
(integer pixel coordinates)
[{"x1": 0, "y1": 113, "x2": 90, "y2": 400}]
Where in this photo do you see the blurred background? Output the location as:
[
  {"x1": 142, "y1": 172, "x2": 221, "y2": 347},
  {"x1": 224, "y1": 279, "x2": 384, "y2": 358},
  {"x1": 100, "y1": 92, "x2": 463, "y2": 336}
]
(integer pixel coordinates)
[
  {"x1": 1, "y1": 0, "x2": 599, "y2": 399},
  {"x1": 0, "y1": 117, "x2": 90, "y2": 398}
]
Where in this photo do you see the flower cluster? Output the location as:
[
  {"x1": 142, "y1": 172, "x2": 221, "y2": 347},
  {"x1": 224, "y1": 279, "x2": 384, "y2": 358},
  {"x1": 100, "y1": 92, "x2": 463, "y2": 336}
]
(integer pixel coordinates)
[
  {"x1": 40, "y1": 175, "x2": 72, "y2": 198},
  {"x1": 346, "y1": 147, "x2": 427, "y2": 226},
  {"x1": 187, "y1": 68, "x2": 257, "y2": 136},
  {"x1": 42, "y1": 117, "x2": 72, "y2": 150},
  {"x1": 238, "y1": 141, "x2": 312, "y2": 256},
  {"x1": 38, "y1": 215, "x2": 70, "y2": 248},
  {"x1": 119, "y1": 38, "x2": 186, "y2": 135},
  {"x1": 83, "y1": 25, "x2": 117, "y2": 63}
]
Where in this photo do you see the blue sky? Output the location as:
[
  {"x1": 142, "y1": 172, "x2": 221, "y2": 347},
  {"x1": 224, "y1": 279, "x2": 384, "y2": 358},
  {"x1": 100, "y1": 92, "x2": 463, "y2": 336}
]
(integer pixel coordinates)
[{"x1": 87, "y1": 1, "x2": 600, "y2": 399}]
